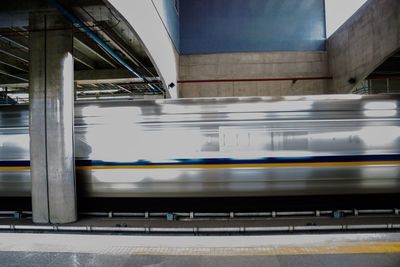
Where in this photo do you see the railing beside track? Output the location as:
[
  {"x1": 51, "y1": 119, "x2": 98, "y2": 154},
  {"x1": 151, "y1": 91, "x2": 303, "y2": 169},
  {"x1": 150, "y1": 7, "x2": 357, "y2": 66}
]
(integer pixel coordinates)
[{"x1": 0, "y1": 208, "x2": 399, "y2": 234}]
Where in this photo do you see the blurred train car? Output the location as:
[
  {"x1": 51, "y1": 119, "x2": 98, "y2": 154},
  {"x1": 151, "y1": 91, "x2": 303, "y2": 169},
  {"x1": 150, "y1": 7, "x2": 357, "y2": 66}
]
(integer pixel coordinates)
[{"x1": 0, "y1": 94, "x2": 399, "y2": 198}]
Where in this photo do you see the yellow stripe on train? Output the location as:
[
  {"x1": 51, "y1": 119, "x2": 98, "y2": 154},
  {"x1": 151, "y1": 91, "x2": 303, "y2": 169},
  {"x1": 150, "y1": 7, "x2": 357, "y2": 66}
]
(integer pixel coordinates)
[
  {"x1": 1, "y1": 161, "x2": 399, "y2": 171},
  {"x1": 0, "y1": 166, "x2": 30, "y2": 171},
  {"x1": 75, "y1": 160, "x2": 400, "y2": 170}
]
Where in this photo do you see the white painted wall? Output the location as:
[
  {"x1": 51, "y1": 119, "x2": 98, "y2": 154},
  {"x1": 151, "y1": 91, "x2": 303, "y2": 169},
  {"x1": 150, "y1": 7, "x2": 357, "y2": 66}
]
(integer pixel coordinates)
[{"x1": 108, "y1": 0, "x2": 179, "y2": 98}]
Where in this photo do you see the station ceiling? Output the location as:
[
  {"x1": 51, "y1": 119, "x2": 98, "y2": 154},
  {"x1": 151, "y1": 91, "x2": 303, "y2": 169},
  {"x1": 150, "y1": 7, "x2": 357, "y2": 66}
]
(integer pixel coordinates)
[
  {"x1": 0, "y1": 0, "x2": 398, "y2": 102},
  {"x1": 0, "y1": 0, "x2": 163, "y2": 101}
]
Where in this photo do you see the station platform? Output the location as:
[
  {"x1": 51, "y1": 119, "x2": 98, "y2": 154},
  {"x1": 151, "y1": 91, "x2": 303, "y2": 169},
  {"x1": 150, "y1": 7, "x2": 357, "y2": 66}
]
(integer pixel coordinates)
[{"x1": 0, "y1": 232, "x2": 399, "y2": 266}]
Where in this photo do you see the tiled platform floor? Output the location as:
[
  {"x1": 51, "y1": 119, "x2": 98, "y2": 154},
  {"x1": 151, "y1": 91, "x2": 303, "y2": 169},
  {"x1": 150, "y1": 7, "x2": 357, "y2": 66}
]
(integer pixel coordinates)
[
  {"x1": 0, "y1": 233, "x2": 399, "y2": 266},
  {"x1": 1, "y1": 251, "x2": 400, "y2": 267}
]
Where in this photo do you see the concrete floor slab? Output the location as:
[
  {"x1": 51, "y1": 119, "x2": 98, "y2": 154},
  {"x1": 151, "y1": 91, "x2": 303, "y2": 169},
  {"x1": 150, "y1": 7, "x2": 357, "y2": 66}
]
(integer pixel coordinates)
[
  {"x1": 0, "y1": 232, "x2": 400, "y2": 255},
  {"x1": 0, "y1": 232, "x2": 399, "y2": 266},
  {"x1": 0, "y1": 251, "x2": 399, "y2": 267}
]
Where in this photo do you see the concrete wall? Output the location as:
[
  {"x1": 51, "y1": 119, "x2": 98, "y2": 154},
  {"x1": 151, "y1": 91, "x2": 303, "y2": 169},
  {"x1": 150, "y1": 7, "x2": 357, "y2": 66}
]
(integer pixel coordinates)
[
  {"x1": 108, "y1": 0, "x2": 330, "y2": 98},
  {"x1": 179, "y1": 51, "x2": 329, "y2": 97},
  {"x1": 327, "y1": 0, "x2": 400, "y2": 94},
  {"x1": 180, "y1": 0, "x2": 326, "y2": 55}
]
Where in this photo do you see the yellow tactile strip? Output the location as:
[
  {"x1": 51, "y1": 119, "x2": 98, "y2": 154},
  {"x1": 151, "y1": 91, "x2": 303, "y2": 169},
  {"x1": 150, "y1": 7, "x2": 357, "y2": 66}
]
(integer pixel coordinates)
[
  {"x1": 0, "y1": 233, "x2": 400, "y2": 256},
  {"x1": 111, "y1": 242, "x2": 400, "y2": 256}
]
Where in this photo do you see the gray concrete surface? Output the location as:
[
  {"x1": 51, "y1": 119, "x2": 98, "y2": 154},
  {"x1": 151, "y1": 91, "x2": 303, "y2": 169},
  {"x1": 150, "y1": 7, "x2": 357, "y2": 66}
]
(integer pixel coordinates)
[
  {"x1": 0, "y1": 232, "x2": 400, "y2": 266},
  {"x1": 327, "y1": 0, "x2": 400, "y2": 94},
  {"x1": 0, "y1": 251, "x2": 399, "y2": 267},
  {"x1": 179, "y1": 0, "x2": 400, "y2": 98},
  {"x1": 29, "y1": 12, "x2": 77, "y2": 224},
  {"x1": 179, "y1": 51, "x2": 329, "y2": 97},
  {"x1": 0, "y1": 232, "x2": 399, "y2": 254}
]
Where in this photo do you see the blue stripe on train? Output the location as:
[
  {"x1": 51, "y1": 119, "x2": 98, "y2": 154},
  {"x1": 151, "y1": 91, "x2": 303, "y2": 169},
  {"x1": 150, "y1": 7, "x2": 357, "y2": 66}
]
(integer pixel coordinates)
[
  {"x1": 0, "y1": 160, "x2": 30, "y2": 167},
  {"x1": 0, "y1": 154, "x2": 399, "y2": 167},
  {"x1": 75, "y1": 154, "x2": 400, "y2": 167}
]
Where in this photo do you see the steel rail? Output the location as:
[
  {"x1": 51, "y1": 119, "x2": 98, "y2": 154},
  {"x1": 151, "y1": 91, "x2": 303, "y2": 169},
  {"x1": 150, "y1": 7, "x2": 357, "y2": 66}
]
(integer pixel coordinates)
[
  {"x1": 6, "y1": 208, "x2": 400, "y2": 220},
  {"x1": 0, "y1": 223, "x2": 399, "y2": 234}
]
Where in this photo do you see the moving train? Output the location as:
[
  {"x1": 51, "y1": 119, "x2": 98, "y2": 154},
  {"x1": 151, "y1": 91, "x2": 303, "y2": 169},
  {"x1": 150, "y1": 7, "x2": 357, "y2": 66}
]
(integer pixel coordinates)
[{"x1": 0, "y1": 94, "x2": 399, "y2": 198}]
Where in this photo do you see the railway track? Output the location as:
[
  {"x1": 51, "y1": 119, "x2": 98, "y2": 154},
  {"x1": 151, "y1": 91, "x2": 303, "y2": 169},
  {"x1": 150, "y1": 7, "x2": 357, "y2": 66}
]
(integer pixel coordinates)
[{"x1": 1, "y1": 208, "x2": 400, "y2": 234}]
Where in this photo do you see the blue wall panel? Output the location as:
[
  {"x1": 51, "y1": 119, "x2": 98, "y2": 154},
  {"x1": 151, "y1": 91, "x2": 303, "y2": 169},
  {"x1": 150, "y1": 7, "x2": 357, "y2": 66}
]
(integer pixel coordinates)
[
  {"x1": 152, "y1": 0, "x2": 180, "y2": 51},
  {"x1": 180, "y1": 0, "x2": 326, "y2": 54}
]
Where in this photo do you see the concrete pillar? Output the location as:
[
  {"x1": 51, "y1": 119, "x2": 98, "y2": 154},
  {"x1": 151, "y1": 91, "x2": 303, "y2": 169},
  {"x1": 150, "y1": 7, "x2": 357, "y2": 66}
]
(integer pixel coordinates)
[{"x1": 29, "y1": 12, "x2": 77, "y2": 223}]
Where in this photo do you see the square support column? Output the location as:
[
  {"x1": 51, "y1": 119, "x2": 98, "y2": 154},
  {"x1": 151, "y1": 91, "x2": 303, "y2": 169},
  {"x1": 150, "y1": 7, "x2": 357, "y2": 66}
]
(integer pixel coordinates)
[{"x1": 29, "y1": 12, "x2": 77, "y2": 224}]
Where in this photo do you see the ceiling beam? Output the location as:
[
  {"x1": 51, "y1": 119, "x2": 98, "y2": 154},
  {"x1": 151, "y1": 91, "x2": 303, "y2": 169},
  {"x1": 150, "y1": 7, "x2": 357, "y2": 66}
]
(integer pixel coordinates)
[
  {"x1": 96, "y1": 21, "x2": 142, "y2": 68},
  {"x1": 0, "y1": 29, "x2": 29, "y2": 50},
  {"x1": 74, "y1": 34, "x2": 118, "y2": 68},
  {"x1": 72, "y1": 4, "x2": 114, "y2": 23},
  {"x1": 75, "y1": 69, "x2": 154, "y2": 83},
  {"x1": 0, "y1": 38, "x2": 28, "y2": 62},
  {"x1": 73, "y1": 49, "x2": 96, "y2": 69},
  {"x1": 0, "y1": 68, "x2": 158, "y2": 86},
  {"x1": 0, "y1": 52, "x2": 28, "y2": 72},
  {"x1": 0, "y1": 79, "x2": 28, "y2": 87},
  {"x1": 0, "y1": 64, "x2": 28, "y2": 82}
]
